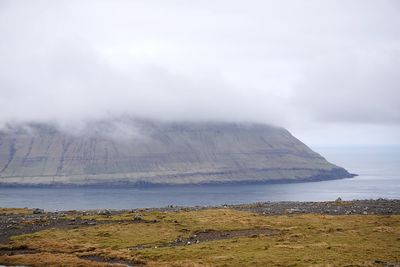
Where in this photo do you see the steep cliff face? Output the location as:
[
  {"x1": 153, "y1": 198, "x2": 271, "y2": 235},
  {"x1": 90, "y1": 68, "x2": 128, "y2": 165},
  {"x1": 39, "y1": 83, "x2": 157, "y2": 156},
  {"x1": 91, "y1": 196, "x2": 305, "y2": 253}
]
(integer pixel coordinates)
[{"x1": 0, "y1": 120, "x2": 354, "y2": 185}]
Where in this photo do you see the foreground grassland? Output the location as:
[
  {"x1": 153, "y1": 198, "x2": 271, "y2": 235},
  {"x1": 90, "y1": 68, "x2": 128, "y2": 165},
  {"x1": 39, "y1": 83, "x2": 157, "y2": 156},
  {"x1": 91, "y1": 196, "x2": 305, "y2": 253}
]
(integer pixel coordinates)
[
  {"x1": 0, "y1": 207, "x2": 399, "y2": 266},
  {"x1": 0, "y1": 208, "x2": 33, "y2": 215}
]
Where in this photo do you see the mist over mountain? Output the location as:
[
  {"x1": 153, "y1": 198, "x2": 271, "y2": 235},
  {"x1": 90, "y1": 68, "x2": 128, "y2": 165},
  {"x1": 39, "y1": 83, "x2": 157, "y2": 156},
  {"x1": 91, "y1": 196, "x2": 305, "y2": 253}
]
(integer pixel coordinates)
[
  {"x1": 0, "y1": 118, "x2": 353, "y2": 185},
  {"x1": 1, "y1": 1, "x2": 399, "y2": 145}
]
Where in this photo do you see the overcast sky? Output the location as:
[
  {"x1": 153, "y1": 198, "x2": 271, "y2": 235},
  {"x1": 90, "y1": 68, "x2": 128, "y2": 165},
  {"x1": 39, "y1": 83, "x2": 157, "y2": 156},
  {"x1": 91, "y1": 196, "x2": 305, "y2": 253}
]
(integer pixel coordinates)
[{"x1": 0, "y1": 0, "x2": 399, "y2": 145}]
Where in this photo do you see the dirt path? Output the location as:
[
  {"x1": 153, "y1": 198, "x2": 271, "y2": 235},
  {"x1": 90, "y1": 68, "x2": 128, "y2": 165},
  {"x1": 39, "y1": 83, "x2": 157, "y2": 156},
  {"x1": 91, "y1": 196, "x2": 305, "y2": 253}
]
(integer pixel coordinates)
[
  {"x1": 131, "y1": 228, "x2": 279, "y2": 249},
  {"x1": 79, "y1": 255, "x2": 141, "y2": 267}
]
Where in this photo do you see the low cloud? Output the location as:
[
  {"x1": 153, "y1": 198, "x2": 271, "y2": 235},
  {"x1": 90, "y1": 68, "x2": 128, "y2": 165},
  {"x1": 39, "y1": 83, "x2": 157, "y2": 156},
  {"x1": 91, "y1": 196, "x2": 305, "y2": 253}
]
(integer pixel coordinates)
[
  {"x1": 296, "y1": 49, "x2": 400, "y2": 125},
  {"x1": 0, "y1": 0, "x2": 399, "y2": 144}
]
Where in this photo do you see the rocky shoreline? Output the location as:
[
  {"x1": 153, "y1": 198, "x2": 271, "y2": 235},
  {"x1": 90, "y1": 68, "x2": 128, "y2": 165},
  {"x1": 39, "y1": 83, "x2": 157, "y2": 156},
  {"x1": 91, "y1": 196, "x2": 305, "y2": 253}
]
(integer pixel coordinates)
[{"x1": 230, "y1": 198, "x2": 399, "y2": 215}]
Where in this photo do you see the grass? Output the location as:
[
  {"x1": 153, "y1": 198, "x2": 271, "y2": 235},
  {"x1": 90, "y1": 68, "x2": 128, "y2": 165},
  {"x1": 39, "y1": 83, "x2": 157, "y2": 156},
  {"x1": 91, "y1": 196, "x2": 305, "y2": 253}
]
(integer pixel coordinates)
[
  {"x1": 0, "y1": 207, "x2": 32, "y2": 215},
  {"x1": 0, "y1": 252, "x2": 115, "y2": 267},
  {"x1": 1, "y1": 209, "x2": 399, "y2": 266},
  {"x1": 11, "y1": 222, "x2": 184, "y2": 251},
  {"x1": 140, "y1": 214, "x2": 400, "y2": 266}
]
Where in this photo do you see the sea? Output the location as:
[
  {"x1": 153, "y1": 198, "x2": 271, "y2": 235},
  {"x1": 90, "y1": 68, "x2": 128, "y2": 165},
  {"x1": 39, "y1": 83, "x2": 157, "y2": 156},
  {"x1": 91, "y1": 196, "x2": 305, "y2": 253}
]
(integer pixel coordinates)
[{"x1": 0, "y1": 146, "x2": 399, "y2": 211}]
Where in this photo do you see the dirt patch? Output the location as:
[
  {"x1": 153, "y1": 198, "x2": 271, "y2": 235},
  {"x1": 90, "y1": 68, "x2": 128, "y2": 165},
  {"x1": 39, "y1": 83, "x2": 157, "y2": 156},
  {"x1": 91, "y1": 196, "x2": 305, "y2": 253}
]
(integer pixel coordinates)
[
  {"x1": 0, "y1": 214, "x2": 101, "y2": 244},
  {"x1": 131, "y1": 228, "x2": 278, "y2": 249},
  {"x1": 191, "y1": 228, "x2": 278, "y2": 241},
  {"x1": 80, "y1": 255, "x2": 144, "y2": 267},
  {"x1": 0, "y1": 245, "x2": 38, "y2": 256}
]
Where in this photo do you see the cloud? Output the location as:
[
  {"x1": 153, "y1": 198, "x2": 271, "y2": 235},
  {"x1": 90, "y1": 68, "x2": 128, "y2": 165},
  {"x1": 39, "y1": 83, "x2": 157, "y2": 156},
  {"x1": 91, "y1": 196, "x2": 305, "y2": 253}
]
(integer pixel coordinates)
[
  {"x1": 0, "y1": 0, "x2": 399, "y2": 144},
  {"x1": 295, "y1": 48, "x2": 400, "y2": 125}
]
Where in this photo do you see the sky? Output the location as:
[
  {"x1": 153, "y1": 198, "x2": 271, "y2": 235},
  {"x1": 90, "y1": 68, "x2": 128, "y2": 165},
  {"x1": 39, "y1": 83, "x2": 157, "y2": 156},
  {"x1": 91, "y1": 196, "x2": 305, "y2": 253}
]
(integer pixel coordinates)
[{"x1": 0, "y1": 0, "x2": 399, "y2": 145}]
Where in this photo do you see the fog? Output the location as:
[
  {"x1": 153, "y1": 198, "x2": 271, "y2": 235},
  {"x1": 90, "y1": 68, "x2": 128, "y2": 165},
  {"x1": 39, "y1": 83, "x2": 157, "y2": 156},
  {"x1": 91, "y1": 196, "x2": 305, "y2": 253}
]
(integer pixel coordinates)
[{"x1": 1, "y1": 0, "x2": 399, "y2": 145}]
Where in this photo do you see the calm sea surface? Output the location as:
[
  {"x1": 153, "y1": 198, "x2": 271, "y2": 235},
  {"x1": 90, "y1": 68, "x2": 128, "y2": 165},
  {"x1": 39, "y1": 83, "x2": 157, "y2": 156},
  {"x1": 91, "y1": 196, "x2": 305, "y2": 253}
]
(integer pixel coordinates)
[{"x1": 0, "y1": 146, "x2": 399, "y2": 211}]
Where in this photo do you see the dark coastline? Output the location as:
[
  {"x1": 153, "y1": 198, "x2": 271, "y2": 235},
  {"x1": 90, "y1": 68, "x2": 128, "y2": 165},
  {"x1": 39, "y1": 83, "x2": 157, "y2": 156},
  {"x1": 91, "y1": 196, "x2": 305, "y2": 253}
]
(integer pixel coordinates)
[{"x1": 0, "y1": 168, "x2": 356, "y2": 188}]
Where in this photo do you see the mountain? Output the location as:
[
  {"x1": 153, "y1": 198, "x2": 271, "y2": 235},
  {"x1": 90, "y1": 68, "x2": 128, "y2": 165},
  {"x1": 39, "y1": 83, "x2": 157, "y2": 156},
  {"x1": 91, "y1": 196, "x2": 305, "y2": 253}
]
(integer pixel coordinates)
[{"x1": 0, "y1": 119, "x2": 354, "y2": 185}]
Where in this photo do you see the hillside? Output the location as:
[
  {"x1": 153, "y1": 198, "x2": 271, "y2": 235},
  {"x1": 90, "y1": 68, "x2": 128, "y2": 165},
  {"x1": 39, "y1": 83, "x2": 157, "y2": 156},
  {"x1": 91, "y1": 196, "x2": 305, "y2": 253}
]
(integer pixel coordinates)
[{"x1": 0, "y1": 119, "x2": 354, "y2": 185}]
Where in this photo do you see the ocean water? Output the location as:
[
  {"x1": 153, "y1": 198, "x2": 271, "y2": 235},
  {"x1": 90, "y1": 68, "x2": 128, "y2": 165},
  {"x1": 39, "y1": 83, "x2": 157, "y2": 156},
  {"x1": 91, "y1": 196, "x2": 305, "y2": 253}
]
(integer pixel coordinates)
[{"x1": 0, "y1": 146, "x2": 399, "y2": 211}]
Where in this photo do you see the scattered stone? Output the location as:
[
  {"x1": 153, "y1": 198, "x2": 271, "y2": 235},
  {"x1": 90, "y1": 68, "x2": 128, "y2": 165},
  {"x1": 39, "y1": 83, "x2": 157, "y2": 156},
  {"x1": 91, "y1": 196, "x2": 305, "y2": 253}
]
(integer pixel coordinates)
[
  {"x1": 97, "y1": 209, "x2": 111, "y2": 215},
  {"x1": 230, "y1": 199, "x2": 400, "y2": 216},
  {"x1": 133, "y1": 215, "x2": 143, "y2": 221},
  {"x1": 33, "y1": 208, "x2": 44, "y2": 214},
  {"x1": 286, "y1": 208, "x2": 304, "y2": 214},
  {"x1": 83, "y1": 221, "x2": 97, "y2": 225}
]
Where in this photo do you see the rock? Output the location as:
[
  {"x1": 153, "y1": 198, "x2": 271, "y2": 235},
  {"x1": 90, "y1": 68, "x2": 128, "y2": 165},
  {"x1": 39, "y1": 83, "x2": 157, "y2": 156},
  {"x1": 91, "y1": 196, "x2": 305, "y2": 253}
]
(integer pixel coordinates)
[
  {"x1": 133, "y1": 215, "x2": 143, "y2": 221},
  {"x1": 335, "y1": 197, "x2": 342, "y2": 202},
  {"x1": 33, "y1": 208, "x2": 45, "y2": 214},
  {"x1": 82, "y1": 219, "x2": 97, "y2": 225},
  {"x1": 286, "y1": 208, "x2": 304, "y2": 214},
  {"x1": 97, "y1": 209, "x2": 111, "y2": 215}
]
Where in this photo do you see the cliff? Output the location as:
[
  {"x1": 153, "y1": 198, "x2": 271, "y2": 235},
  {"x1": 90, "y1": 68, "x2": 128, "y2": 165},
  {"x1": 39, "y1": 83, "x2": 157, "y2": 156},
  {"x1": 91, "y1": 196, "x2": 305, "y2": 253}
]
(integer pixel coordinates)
[{"x1": 0, "y1": 119, "x2": 354, "y2": 185}]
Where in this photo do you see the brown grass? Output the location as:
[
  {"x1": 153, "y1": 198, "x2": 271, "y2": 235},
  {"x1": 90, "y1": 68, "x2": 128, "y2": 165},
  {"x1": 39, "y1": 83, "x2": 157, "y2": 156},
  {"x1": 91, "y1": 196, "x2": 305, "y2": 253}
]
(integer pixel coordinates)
[
  {"x1": 1, "y1": 209, "x2": 399, "y2": 266},
  {"x1": 0, "y1": 208, "x2": 32, "y2": 215},
  {"x1": 0, "y1": 252, "x2": 118, "y2": 267}
]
